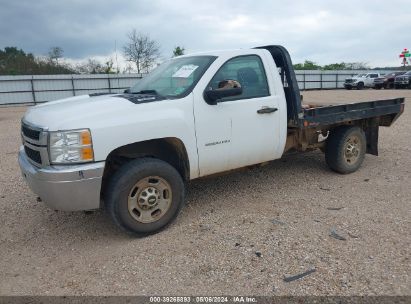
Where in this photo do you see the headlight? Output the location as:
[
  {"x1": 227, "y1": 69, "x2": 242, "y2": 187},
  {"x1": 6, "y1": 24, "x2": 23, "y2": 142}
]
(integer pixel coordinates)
[{"x1": 49, "y1": 129, "x2": 94, "y2": 164}]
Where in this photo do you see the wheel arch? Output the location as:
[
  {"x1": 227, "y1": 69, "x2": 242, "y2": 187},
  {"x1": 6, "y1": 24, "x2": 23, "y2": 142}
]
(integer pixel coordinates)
[{"x1": 100, "y1": 137, "x2": 190, "y2": 204}]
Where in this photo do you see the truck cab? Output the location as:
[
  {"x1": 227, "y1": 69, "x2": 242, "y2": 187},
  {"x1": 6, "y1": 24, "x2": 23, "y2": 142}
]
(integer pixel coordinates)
[{"x1": 19, "y1": 46, "x2": 404, "y2": 235}]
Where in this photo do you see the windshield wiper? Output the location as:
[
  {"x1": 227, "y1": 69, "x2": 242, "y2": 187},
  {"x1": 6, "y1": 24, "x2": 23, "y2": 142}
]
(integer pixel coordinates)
[{"x1": 132, "y1": 90, "x2": 159, "y2": 95}]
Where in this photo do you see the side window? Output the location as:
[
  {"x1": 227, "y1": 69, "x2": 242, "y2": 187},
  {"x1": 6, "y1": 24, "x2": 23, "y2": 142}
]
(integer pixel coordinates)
[{"x1": 207, "y1": 55, "x2": 269, "y2": 101}]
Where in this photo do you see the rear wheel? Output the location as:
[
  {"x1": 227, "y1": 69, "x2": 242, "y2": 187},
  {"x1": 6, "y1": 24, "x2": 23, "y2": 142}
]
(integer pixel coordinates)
[
  {"x1": 325, "y1": 126, "x2": 366, "y2": 174},
  {"x1": 105, "y1": 158, "x2": 185, "y2": 236}
]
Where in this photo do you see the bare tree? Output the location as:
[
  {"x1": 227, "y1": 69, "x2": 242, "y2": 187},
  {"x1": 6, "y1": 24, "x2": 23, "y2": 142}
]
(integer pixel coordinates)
[
  {"x1": 123, "y1": 63, "x2": 134, "y2": 74},
  {"x1": 48, "y1": 46, "x2": 64, "y2": 64},
  {"x1": 75, "y1": 59, "x2": 105, "y2": 74},
  {"x1": 74, "y1": 57, "x2": 116, "y2": 74},
  {"x1": 123, "y1": 30, "x2": 160, "y2": 73}
]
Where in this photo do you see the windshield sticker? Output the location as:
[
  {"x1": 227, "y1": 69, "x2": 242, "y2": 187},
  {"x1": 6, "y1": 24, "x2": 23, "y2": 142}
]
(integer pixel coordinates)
[{"x1": 172, "y1": 65, "x2": 198, "y2": 78}]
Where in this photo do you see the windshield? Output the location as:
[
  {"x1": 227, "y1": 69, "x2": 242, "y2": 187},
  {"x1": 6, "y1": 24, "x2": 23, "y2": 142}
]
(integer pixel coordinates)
[{"x1": 130, "y1": 56, "x2": 216, "y2": 98}]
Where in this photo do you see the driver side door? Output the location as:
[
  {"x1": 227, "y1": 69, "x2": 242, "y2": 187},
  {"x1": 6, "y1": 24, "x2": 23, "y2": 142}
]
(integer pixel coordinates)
[{"x1": 193, "y1": 54, "x2": 281, "y2": 176}]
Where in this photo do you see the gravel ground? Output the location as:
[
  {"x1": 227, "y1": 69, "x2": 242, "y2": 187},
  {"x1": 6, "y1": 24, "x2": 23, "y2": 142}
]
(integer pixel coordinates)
[{"x1": 0, "y1": 90, "x2": 410, "y2": 296}]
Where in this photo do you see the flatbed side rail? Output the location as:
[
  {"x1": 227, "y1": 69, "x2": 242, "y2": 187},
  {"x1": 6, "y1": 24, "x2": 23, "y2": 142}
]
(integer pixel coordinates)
[{"x1": 301, "y1": 98, "x2": 405, "y2": 128}]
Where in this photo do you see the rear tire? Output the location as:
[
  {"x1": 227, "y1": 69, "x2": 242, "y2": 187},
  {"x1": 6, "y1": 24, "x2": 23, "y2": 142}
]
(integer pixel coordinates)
[
  {"x1": 105, "y1": 158, "x2": 185, "y2": 236},
  {"x1": 325, "y1": 126, "x2": 366, "y2": 174}
]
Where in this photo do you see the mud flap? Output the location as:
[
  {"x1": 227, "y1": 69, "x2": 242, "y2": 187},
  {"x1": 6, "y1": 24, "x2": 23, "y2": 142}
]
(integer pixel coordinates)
[{"x1": 365, "y1": 126, "x2": 379, "y2": 156}]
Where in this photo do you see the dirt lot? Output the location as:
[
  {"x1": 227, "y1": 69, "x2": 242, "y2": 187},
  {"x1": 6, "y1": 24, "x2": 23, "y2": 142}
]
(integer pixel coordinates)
[{"x1": 0, "y1": 90, "x2": 410, "y2": 296}]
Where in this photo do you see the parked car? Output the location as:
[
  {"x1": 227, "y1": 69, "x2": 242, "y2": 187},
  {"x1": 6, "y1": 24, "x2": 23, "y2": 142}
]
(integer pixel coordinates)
[
  {"x1": 19, "y1": 46, "x2": 405, "y2": 235},
  {"x1": 394, "y1": 71, "x2": 411, "y2": 89},
  {"x1": 374, "y1": 71, "x2": 406, "y2": 89},
  {"x1": 344, "y1": 73, "x2": 380, "y2": 90}
]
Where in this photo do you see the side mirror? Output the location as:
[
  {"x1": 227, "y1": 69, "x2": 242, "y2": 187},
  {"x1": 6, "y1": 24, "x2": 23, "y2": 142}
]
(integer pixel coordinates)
[
  {"x1": 203, "y1": 80, "x2": 242, "y2": 105},
  {"x1": 204, "y1": 87, "x2": 243, "y2": 105},
  {"x1": 124, "y1": 88, "x2": 131, "y2": 93}
]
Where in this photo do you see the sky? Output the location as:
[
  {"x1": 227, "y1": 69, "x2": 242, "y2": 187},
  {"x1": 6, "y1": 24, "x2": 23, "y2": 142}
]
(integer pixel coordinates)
[{"x1": 1, "y1": 0, "x2": 410, "y2": 70}]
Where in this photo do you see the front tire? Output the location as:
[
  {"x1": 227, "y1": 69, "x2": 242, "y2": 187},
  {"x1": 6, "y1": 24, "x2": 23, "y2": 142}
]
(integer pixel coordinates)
[
  {"x1": 357, "y1": 82, "x2": 364, "y2": 90},
  {"x1": 105, "y1": 158, "x2": 185, "y2": 236},
  {"x1": 325, "y1": 126, "x2": 366, "y2": 174}
]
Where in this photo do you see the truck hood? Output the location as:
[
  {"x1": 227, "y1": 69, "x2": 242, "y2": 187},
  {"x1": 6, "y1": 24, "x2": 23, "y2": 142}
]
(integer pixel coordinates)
[
  {"x1": 346, "y1": 76, "x2": 365, "y2": 81},
  {"x1": 23, "y1": 93, "x2": 159, "y2": 131}
]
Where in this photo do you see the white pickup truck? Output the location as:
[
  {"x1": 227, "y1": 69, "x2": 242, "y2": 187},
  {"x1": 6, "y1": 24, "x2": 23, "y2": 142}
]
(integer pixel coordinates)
[
  {"x1": 19, "y1": 46, "x2": 404, "y2": 235},
  {"x1": 344, "y1": 73, "x2": 381, "y2": 90}
]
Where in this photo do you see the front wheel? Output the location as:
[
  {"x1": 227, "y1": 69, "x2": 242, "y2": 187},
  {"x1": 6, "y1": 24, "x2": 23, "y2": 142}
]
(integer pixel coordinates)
[
  {"x1": 357, "y1": 82, "x2": 364, "y2": 90},
  {"x1": 105, "y1": 158, "x2": 185, "y2": 236},
  {"x1": 325, "y1": 126, "x2": 366, "y2": 174}
]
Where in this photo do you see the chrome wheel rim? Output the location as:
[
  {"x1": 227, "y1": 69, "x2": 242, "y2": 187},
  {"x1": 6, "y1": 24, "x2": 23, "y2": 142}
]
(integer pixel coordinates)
[
  {"x1": 127, "y1": 176, "x2": 172, "y2": 223},
  {"x1": 343, "y1": 135, "x2": 361, "y2": 164}
]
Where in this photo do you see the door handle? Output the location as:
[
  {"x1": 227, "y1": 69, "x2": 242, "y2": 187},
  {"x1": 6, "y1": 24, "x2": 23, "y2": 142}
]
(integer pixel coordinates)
[{"x1": 257, "y1": 107, "x2": 278, "y2": 114}]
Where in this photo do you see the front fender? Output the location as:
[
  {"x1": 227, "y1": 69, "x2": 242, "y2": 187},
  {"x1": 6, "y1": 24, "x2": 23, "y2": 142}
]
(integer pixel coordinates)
[{"x1": 91, "y1": 95, "x2": 199, "y2": 179}]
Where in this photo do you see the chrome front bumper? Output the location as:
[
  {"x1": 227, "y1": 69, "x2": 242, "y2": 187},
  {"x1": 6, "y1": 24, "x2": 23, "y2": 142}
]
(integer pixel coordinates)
[{"x1": 18, "y1": 146, "x2": 105, "y2": 211}]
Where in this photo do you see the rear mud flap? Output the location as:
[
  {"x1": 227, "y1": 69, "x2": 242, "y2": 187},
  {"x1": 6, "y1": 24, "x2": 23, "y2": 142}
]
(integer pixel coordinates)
[{"x1": 365, "y1": 126, "x2": 379, "y2": 156}]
